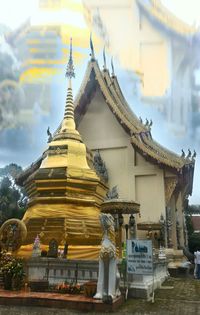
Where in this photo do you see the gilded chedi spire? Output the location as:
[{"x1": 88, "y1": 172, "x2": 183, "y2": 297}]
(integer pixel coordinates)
[
  {"x1": 41, "y1": 38, "x2": 90, "y2": 168},
  {"x1": 65, "y1": 38, "x2": 75, "y2": 80},
  {"x1": 16, "y1": 38, "x2": 108, "y2": 258},
  {"x1": 64, "y1": 37, "x2": 75, "y2": 122},
  {"x1": 54, "y1": 38, "x2": 81, "y2": 141}
]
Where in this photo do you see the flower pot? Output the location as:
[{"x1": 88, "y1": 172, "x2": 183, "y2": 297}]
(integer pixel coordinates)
[{"x1": 83, "y1": 281, "x2": 97, "y2": 297}]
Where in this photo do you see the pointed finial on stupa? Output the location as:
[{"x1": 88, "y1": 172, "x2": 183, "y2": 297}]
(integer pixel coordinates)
[
  {"x1": 56, "y1": 36, "x2": 79, "y2": 142},
  {"x1": 111, "y1": 57, "x2": 115, "y2": 76},
  {"x1": 56, "y1": 38, "x2": 81, "y2": 141},
  {"x1": 65, "y1": 37, "x2": 75, "y2": 79},
  {"x1": 46, "y1": 37, "x2": 81, "y2": 143},
  {"x1": 90, "y1": 33, "x2": 95, "y2": 60},
  {"x1": 63, "y1": 38, "x2": 75, "y2": 123}
]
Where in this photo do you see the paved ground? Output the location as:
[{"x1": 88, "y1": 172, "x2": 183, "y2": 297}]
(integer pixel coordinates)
[{"x1": 0, "y1": 277, "x2": 200, "y2": 314}]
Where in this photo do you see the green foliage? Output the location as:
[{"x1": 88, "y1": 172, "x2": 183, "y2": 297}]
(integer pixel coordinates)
[
  {"x1": 188, "y1": 233, "x2": 200, "y2": 254},
  {"x1": 185, "y1": 215, "x2": 194, "y2": 237},
  {"x1": 185, "y1": 204, "x2": 200, "y2": 254},
  {"x1": 0, "y1": 251, "x2": 25, "y2": 290},
  {"x1": 0, "y1": 164, "x2": 27, "y2": 226},
  {"x1": 0, "y1": 251, "x2": 25, "y2": 278},
  {"x1": 185, "y1": 204, "x2": 200, "y2": 215},
  {"x1": 0, "y1": 163, "x2": 22, "y2": 178}
]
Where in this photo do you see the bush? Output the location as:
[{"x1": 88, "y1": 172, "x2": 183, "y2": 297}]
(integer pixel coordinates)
[
  {"x1": 188, "y1": 233, "x2": 200, "y2": 254},
  {"x1": 0, "y1": 251, "x2": 25, "y2": 290}
]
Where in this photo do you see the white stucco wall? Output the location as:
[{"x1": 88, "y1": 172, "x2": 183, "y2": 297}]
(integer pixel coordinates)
[{"x1": 78, "y1": 88, "x2": 166, "y2": 225}]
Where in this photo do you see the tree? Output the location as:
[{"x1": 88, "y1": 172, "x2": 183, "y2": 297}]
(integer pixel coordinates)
[
  {"x1": 185, "y1": 204, "x2": 200, "y2": 215},
  {"x1": 0, "y1": 164, "x2": 27, "y2": 226},
  {"x1": 185, "y1": 215, "x2": 194, "y2": 237},
  {"x1": 184, "y1": 204, "x2": 200, "y2": 253},
  {"x1": 188, "y1": 233, "x2": 200, "y2": 254},
  {"x1": 0, "y1": 163, "x2": 22, "y2": 178}
]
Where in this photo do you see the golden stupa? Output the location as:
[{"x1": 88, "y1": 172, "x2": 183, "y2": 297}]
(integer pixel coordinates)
[{"x1": 16, "y1": 39, "x2": 108, "y2": 259}]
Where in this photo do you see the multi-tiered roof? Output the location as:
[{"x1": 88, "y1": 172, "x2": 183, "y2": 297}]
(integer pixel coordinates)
[{"x1": 73, "y1": 40, "x2": 195, "y2": 196}]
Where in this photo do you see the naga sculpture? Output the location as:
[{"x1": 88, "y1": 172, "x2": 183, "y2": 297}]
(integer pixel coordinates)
[{"x1": 94, "y1": 213, "x2": 121, "y2": 301}]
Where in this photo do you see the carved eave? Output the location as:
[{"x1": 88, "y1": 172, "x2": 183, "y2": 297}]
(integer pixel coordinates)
[
  {"x1": 101, "y1": 68, "x2": 145, "y2": 131},
  {"x1": 110, "y1": 73, "x2": 132, "y2": 111},
  {"x1": 131, "y1": 133, "x2": 195, "y2": 194},
  {"x1": 137, "y1": 0, "x2": 197, "y2": 40},
  {"x1": 131, "y1": 133, "x2": 185, "y2": 169},
  {"x1": 132, "y1": 129, "x2": 196, "y2": 169}
]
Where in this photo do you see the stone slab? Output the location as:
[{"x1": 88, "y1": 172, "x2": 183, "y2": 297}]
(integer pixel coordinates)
[{"x1": 0, "y1": 290, "x2": 124, "y2": 312}]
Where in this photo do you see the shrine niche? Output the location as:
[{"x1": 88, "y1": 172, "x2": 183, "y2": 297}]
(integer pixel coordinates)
[{"x1": 48, "y1": 239, "x2": 58, "y2": 258}]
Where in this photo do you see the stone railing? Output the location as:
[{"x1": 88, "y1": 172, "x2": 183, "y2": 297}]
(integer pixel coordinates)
[{"x1": 26, "y1": 258, "x2": 99, "y2": 285}]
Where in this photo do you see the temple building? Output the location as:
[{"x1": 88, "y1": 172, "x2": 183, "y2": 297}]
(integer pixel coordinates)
[
  {"x1": 0, "y1": 39, "x2": 195, "y2": 262},
  {"x1": 73, "y1": 43, "x2": 195, "y2": 254},
  {"x1": 83, "y1": 0, "x2": 200, "y2": 136}
]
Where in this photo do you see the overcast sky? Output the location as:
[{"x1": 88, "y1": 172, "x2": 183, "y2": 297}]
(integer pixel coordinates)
[{"x1": 0, "y1": 0, "x2": 199, "y2": 30}]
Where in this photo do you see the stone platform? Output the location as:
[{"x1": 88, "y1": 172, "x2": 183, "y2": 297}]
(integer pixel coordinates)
[{"x1": 0, "y1": 290, "x2": 123, "y2": 312}]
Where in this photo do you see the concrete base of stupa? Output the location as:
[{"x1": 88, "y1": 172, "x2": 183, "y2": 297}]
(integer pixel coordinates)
[
  {"x1": 27, "y1": 257, "x2": 168, "y2": 300},
  {"x1": 27, "y1": 257, "x2": 99, "y2": 285}
]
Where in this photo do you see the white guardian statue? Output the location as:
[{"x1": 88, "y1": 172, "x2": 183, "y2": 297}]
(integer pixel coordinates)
[{"x1": 94, "y1": 213, "x2": 121, "y2": 302}]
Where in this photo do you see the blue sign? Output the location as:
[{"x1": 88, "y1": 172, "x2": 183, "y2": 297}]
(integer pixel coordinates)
[{"x1": 127, "y1": 240, "x2": 153, "y2": 275}]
